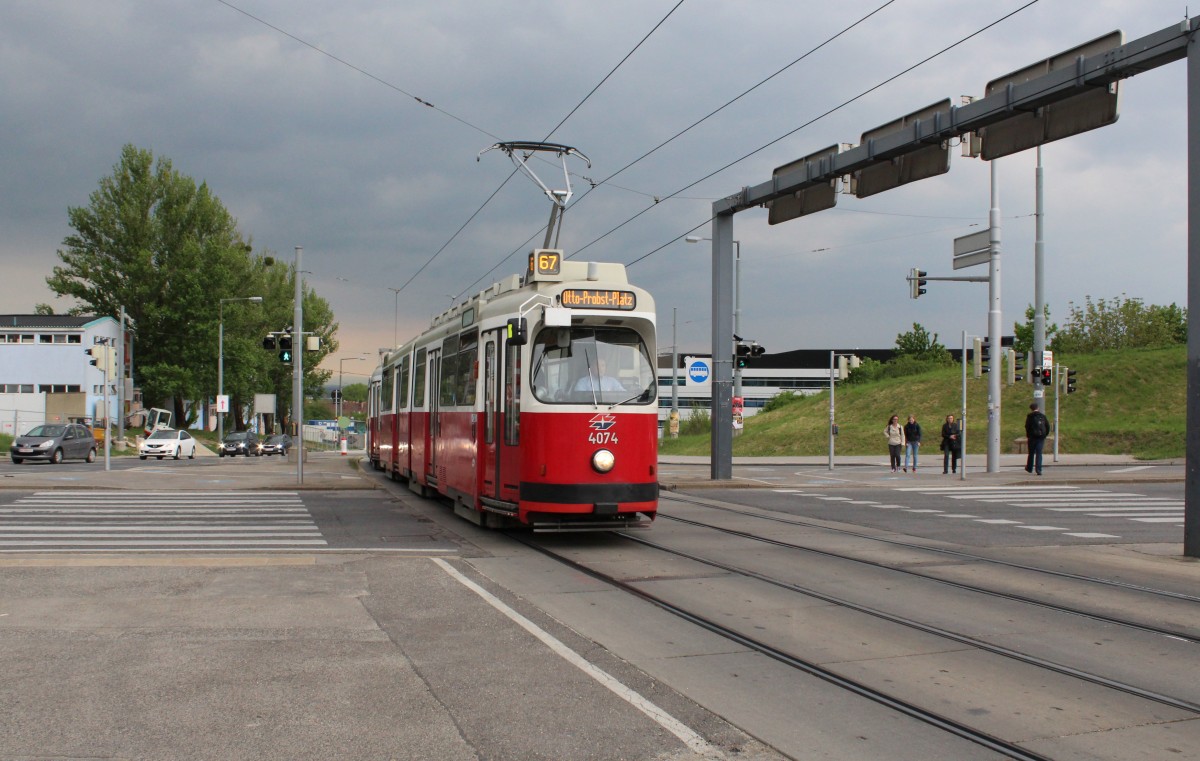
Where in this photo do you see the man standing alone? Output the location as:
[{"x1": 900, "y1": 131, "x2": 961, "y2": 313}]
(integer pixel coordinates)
[{"x1": 1024, "y1": 403, "x2": 1050, "y2": 476}]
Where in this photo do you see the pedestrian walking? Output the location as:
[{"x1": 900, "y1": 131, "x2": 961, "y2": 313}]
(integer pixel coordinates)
[
  {"x1": 940, "y1": 414, "x2": 961, "y2": 474},
  {"x1": 903, "y1": 414, "x2": 922, "y2": 473},
  {"x1": 1024, "y1": 402, "x2": 1050, "y2": 476},
  {"x1": 884, "y1": 414, "x2": 905, "y2": 473}
]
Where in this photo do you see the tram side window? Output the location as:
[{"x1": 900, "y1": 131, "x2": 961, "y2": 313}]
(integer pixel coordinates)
[
  {"x1": 397, "y1": 355, "x2": 411, "y2": 410},
  {"x1": 381, "y1": 367, "x2": 395, "y2": 413},
  {"x1": 413, "y1": 348, "x2": 427, "y2": 408},
  {"x1": 457, "y1": 330, "x2": 478, "y2": 407},
  {"x1": 440, "y1": 335, "x2": 460, "y2": 407}
]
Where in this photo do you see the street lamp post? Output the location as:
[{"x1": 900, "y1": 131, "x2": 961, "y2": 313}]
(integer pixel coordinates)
[
  {"x1": 686, "y1": 236, "x2": 742, "y2": 397},
  {"x1": 218, "y1": 296, "x2": 263, "y2": 443},
  {"x1": 337, "y1": 355, "x2": 368, "y2": 450}
]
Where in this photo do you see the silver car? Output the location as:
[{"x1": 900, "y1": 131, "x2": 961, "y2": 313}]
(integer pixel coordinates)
[{"x1": 10, "y1": 424, "x2": 97, "y2": 464}]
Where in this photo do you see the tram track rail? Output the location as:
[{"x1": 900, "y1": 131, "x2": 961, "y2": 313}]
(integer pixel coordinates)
[
  {"x1": 507, "y1": 531, "x2": 1057, "y2": 761},
  {"x1": 614, "y1": 531, "x2": 1200, "y2": 715},
  {"x1": 663, "y1": 491, "x2": 1200, "y2": 608},
  {"x1": 658, "y1": 511, "x2": 1200, "y2": 644}
]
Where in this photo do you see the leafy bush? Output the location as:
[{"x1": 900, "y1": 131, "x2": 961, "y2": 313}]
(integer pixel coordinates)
[
  {"x1": 761, "y1": 391, "x2": 800, "y2": 414},
  {"x1": 846, "y1": 355, "x2": 948, "y2": 385},
  {"x1": 1052, "y1": 295, "x2": 1186, "y2": 353},
  {"x1": 682, "y1": 409, "x2": 711, "y2": 436}
]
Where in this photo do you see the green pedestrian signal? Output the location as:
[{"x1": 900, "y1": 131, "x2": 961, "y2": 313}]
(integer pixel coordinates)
[{"x1": 279, "y1": 349, "x2": 292, "y2": 363}]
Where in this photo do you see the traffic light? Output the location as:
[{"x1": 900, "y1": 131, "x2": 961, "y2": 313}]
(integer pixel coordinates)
[
  {"x1": 262, "y1": 335, "x2": 277, "y2": 351},
  {"x1": 1064, "y1": 368, "x2": 1077, "y2": 394},
  {"x1": 1011, "y1": 350, "x2": 1024, "y2": 384},
  {"x1": 279, "y1": 334, "x2": 292, "y2": 352},
  {"x1": 1041, "y1": 367, "x2": 1052, "y2": 386},
  {"x1": 103, "y1": 346, "x2": 118, "y2": 376},
  {"x1": 750, "y1": 343, "x2": 766, "y2": 357},
  {"x1": 972, "y1": 338, "x2": 990, "y2": 377},
  {"x1": 909, "y1": 268, "x2": 928, "y2": 299},
  {"x1": 735, "y1": 343, "x2": 750, "y2": 369},
  {"x1": 279, "y1": 348, "x2": 292, "y2": 363}
]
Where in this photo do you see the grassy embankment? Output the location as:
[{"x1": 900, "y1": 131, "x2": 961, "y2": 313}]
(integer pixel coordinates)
[{"x1": 659, "y1": 345, "x2": 1186, "y2": 460}]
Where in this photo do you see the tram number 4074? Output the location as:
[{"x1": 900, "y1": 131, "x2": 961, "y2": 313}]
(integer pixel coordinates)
[{"x1": 588, "y1": 431, "x2": 618, "y2": 445}]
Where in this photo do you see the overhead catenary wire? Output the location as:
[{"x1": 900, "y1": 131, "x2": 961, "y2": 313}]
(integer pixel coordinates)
[
  {"x1": 460, "y1": 0, "x2": 904, "y2": 293},
  {"x1": 575, "y1": 0, "x2": 1041, "y2": 268}
]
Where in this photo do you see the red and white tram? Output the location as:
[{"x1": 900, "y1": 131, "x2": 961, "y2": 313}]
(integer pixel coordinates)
[{"x1": 368, "y1": 252, "x2": 658, "y2": 530}]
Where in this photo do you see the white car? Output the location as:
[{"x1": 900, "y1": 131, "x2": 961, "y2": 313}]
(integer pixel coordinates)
[{"x1": 138, "y1": 429, "x2": 197, "y2": 460}]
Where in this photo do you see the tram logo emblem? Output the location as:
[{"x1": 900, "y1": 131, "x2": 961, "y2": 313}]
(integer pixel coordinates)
[
  {"x1": 687, "y1": 360, "x2": 710, "y2": 384},
  {"x1": 589, "y1": 414, "x2": 617, "y2": 431}
]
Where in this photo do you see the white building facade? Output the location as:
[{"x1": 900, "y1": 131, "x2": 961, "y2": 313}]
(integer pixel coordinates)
[{"x1": 0, "y1": 315, "x2": 121, "y2": 436}]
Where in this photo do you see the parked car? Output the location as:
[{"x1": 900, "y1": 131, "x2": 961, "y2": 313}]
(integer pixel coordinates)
[
  {"x1": 138, "y1": 428, "x2": 197, "y2": 460},
  {"x1": 219, "y1": 431, "x2": 262, "y2": 457},
  {"x1": 260, "y1": 434, "x2": 292, "y2": 456},
  {"x1": 10, "y1": 423, "x2": 97, "y2": 464}
]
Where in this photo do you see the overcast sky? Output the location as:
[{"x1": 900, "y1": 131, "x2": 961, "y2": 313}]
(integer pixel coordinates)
[{"x1": 1, "y1": 0, "x2": 1189, "y2": 384}]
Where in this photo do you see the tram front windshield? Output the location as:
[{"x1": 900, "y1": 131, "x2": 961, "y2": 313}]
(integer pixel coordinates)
[{"x1": 531, "y1": 326, "x2": 656, "y2": 405}]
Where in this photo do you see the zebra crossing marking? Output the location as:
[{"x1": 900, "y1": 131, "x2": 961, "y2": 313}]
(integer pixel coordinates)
[{"x1": 0, "y1": 492, "x2": 326, "y2": 550}]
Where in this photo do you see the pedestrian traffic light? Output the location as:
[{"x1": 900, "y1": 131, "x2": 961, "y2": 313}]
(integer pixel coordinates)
[
  {"x1": 86, "y1": 346, "x2": 101, "y2": 367},
  {"x1": 750, "y1": 343, "x2": 766, "y2": 357},
  {"x1": 1064, "y1": 368, "x2": 1077, "y2": 394},
  {"x1": 1041, "y1": 367, "x2": 1052, "y2": 386},
  {"x1": 262, "y1": 335, "x2": 277, "y2": 351},
  {"x1": 279, "y1": 348, "x2": 292, "y2": 363},
  {"x1": 279, "y1": 334, "x2": 292, "y2": 351},
  {"x1": 735, "y1": 343, "x2": 750, "y2": 369},
  {"x1": 909, "y1": 268, "x2": 928, "y2": 299}
]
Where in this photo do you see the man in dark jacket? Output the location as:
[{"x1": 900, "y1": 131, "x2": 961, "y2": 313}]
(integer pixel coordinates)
[{"x1": 1024, "y1": 403, "x2": 1050, "y2": 476}]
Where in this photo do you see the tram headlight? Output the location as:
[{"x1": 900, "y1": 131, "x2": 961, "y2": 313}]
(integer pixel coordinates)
[{"x1": 591, "y1": 449, "x2": 615, "y2": 473}]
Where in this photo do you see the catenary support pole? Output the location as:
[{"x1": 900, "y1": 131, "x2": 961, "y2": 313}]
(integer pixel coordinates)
[
  {"x1": 1186, "y1": 21, "x2": 1200, "y2": 557},
  {"x1": 987, "y1": 160, "x2": 1002, "y2": 473},
  {"x1": 294, "y1": 246, "x2": 304, "y2": 486},
  {"x1": 709, "y1": 214, "x2": 734, "y2": 480},
  {"x1": 1034, "y1": 147, "x2": 1047, "y2": 413},
  {"x1": 828, "y1": 350, "x2": 835, "y2": 471}
]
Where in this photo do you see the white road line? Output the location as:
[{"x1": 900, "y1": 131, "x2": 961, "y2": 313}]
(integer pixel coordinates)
[
  {"x1": 896, "y1": 486, "x2": 1081, "y2": 492},
  {"x1": 1064, "y1": 533, "x2": 1121, "y2": 538},
  {"x1": 19, "y1": 491, "x2": 300, "y2": 496},
  {"x1": 1131, "y1": 517, "x2": 1188, "y2": 523},
  {"x1": 1107, "y1": 465, "x2": 1155, "y2": 473},
  {"x1": 1017, "y1": 526, "x2": 1069, "y2": 531},
  {"x1": 0, "y1": 525, "x2": 317, "y2": 532},
  {"x1": 433, "y1": 558, "x2": 715, "y2": 757},
  {"x1": 0, "y1": 539, "x2": 328, "y2": 546},
  {"x1": 814, "y1": 496, "x2": 852, "y2": 501},
  {"x1": 1081, "y1": 513, "x2": 1182, "y2": 519},
  {"x1": 903, "y1": 509, "x2": 943, "y2": 513},
  {"x1": 975, "y1": 519, "x2": 1022, "y2": 524},
  {"x1": 1047, "y1": 506, "x2": 1181, "y2": 512},
  {"x1": 936, "y1": 514, "x2": 978, "y2": 518}
]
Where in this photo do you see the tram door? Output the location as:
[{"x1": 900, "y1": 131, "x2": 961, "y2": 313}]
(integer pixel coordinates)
[
  {"x1": 427, "y1": 348, "x2": 441, "y2": 485},
  {"x1": 497, "y1": 335, "x2": 521, "y2": 503}
]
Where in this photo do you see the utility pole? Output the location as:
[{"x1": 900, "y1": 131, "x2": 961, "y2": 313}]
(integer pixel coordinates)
[
  {"x1": 294, "y1": 246, "x2": 304, "y2": 485},
  {"x1": 986, "y1": 160, "x2": 1003, "y2": 473},
  {"x1": 1034, "y1": 146, "x2": 1048, "y2": 414}
]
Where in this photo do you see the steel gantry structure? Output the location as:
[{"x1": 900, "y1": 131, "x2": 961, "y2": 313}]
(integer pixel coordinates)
[{"x1": 699, "y1": 15, "x2": 1200, "y2": 556}]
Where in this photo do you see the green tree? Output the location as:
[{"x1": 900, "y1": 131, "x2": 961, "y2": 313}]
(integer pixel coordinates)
[
  {"x1": 342, "y1": 382, "x2": 369, "y2": 403},
  {"x1": 1052, "y1": 295, "x2": 1187, "y2": 353},
  {"x1": 1013, "y1": 304, "x2": 1058, "y2": 356},
  {"x1": 894, "y1": 323, "x2": 951, "y2": 363},
  {"x1": 46, "y1": 144, "x2": 338, "y2": 428}
]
